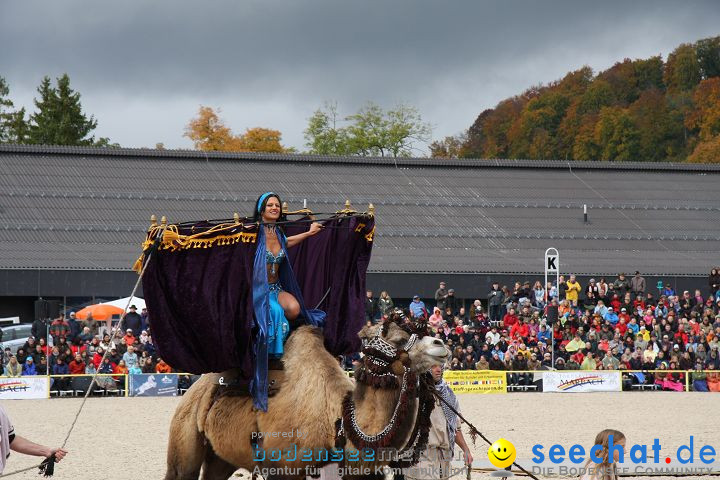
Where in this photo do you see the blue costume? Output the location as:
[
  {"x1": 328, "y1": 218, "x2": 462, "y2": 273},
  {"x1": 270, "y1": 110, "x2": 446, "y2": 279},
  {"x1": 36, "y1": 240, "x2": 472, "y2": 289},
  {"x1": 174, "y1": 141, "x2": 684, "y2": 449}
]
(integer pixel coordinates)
[{"x1": 250, "y1": 192, "x2": 326, "y2": 411}]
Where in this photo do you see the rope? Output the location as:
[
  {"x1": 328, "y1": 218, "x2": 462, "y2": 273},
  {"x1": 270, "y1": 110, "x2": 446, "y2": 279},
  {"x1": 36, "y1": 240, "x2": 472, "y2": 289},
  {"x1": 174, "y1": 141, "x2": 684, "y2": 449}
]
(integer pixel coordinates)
[
  {"x1": 0, "y1": 226, "x2": 165, "y2": 478},
  {"x1": 419, "y1": 376, "x2": 541, "y2": 480}
]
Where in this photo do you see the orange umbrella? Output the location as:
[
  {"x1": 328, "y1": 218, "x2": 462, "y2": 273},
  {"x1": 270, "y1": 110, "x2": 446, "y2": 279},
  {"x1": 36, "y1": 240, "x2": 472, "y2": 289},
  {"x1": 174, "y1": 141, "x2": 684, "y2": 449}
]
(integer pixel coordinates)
[{"x1": 75, "y1": 304, "x2": 125, "y2": 321}]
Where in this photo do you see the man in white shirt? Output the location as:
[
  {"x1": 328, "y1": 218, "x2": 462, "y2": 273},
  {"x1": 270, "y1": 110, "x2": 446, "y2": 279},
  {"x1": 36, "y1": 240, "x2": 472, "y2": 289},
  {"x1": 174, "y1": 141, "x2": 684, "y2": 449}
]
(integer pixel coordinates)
[{"x1": 0, "y1": 405, "x2": 67, "y2": 474}]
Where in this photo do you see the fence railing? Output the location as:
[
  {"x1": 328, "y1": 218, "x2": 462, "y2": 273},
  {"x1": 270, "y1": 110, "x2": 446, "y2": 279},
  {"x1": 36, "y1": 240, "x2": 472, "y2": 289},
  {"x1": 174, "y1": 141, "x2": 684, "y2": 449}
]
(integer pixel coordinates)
[{"x1": 1, "y1": 370, "x2": 719, "y2": 398}]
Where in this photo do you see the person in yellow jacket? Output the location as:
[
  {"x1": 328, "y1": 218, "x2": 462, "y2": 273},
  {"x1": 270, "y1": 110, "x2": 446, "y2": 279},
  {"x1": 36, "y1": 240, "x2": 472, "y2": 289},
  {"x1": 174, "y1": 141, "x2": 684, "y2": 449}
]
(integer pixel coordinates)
[{"x1": 565, "y1": 275, "x2": 582, "y2": 307}]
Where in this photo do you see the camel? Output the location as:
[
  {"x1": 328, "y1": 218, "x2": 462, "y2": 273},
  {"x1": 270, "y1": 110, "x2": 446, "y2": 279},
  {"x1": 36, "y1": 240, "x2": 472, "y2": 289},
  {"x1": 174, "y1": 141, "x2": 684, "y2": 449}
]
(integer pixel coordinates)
[{"x1": 165, "y1": 317, "x2": 449, "y2": 480}]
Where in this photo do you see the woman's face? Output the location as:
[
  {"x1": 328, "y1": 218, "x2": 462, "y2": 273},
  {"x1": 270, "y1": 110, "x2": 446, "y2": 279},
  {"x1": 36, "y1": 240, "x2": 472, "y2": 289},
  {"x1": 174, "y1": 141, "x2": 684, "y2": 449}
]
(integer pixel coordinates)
[
  {"x1": 613, "y1": 438, "x2": 626, "y2": 462},
  {"x1": 262, "y1": 197, "x2": 281, "y2": 222}
]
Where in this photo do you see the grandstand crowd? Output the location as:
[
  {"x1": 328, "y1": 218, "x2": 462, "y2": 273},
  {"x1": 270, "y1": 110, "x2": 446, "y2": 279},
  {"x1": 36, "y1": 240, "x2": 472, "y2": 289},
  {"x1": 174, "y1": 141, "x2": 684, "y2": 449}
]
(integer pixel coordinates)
[
  {"x1": 2, "y1": 270, "x2": 720, "y2": 393},
  {"x1": 0, "y1": 305, "x2": 175, "y2": 391},
  {"x1": 364, "y1": 269, "x2": 720, "y2": 391}
]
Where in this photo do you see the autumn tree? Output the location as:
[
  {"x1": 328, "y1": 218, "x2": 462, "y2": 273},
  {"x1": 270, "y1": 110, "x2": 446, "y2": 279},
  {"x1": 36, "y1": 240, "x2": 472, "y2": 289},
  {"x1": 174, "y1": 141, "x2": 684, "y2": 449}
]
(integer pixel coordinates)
[
  {"x1": 687, "y1": 134, "x2": 720, "y2": 163},
  {"x1": 430, "y1": 132, "x2": 468, "y2": 158},
  {"x1": 185, "y1": 106, "x2": 289, "y2": 153},
  {"x1": 685, "y1": 77, "x2": 720, "y2": 141}
]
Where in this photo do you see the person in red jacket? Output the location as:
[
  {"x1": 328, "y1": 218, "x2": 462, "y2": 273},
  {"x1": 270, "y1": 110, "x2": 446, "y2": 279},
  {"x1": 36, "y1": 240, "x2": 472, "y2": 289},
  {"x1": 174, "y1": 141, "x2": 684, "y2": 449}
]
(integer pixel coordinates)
[
  {"x1": 502, "y1": 308, "x2": 519, "y2": 329},
  {"x1": 155, "y1": 358, "x2": 172, "y2": 374},
  {"x1": 510, "y1": 318, "x2": 529, "y2": 340},
  {"x1": 68, "y1": 354, "x2": 86, "y2": 375}
]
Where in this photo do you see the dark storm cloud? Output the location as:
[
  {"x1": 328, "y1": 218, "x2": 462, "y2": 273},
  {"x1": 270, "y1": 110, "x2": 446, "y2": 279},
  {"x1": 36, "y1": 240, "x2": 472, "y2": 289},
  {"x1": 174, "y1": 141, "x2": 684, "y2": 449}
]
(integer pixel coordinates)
[{"x1": 1, "y1": 0, "x2": 719, "y2": 150}]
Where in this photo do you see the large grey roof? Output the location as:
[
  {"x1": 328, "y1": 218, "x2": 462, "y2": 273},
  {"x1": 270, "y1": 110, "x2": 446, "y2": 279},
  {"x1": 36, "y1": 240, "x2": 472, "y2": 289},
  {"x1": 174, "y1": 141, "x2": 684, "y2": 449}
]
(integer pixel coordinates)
[{"x1": 1, "y1": 144, "x2": 718, "y2": 276}]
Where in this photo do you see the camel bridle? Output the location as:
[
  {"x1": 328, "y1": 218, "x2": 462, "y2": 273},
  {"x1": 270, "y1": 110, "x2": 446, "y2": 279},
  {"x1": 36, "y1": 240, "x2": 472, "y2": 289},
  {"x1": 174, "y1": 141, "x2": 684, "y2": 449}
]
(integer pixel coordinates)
[{"x1": 335, "y1": 319, "x2": 434, "y2": 468}]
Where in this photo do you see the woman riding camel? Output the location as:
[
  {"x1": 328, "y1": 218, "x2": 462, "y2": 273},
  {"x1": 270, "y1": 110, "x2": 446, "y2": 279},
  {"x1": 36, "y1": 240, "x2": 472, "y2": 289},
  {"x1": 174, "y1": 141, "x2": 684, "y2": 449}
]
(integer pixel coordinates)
[{"x1": 251, "y1": 192, "x2": 324, "y2": 357}]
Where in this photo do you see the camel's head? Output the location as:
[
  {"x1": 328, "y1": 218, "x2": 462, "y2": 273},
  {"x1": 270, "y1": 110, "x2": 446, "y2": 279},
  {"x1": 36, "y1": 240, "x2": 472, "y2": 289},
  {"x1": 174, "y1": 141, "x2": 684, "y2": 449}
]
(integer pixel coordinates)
[{"x1": 358, "y1": 310, "x2": 450, "y2": 375}]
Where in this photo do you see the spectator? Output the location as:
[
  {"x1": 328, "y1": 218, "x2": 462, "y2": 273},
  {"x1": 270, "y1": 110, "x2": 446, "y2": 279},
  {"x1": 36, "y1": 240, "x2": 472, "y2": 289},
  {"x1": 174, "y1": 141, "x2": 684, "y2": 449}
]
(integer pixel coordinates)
[
  {"x1": 692, "y1": 361, "x2": 708, "y2": 391},
  {"x1": 565, "y1": 275, "x2": 581, "y2": 307},
  {"x1": 3, "y1": 356, "x2": 22, "y2": 377},
  {"x1": 30, "y1": 317, "x2": 48, "y2": 343},
  {"x1": 409, "y1": 295, "x2": 427, "y2": 319},
  {"x1": 78, "y1": 326, "x2": 93, "y2": 344},
  {"x1": 710, "y1": 268, "x2": 720, "y2": 297},
  {"x1": 631, "y1": 271, "x2": 646, "y2": 295},
  {"x1": 581, "y1": 352, "x2": 597, "y2": 370},
  {"x1": 662, "y1": 283, "x2": 675, "y2": 297},
  {"x1": 558, "y1": 275, "x2": 567, "y2": 300},
  {"x1": 51, "y1": 358, "x2": 70, "y2": 391},
  {"x1": 36, "y1": 357, "x2": 48, "y2": 376},
  {"x1": 114, "y1": 360, "x2": 129, "y2": 375},
  {"x1": 140, "y1": 307, "x2": 150, "y2": 332},
  {"x1": 123, "y1": 345, "x2": 139, "y2": 370},
  {"x1": 67, "y1": 311, "x2": 81, "y2": 342},
  {"x1": 434, "y1": 281, "x2": 448, "y2": 311},
  {"x1": 83, "y1": 312, "x2": 98, "y2": 337},
  {"x1": 22, "y1": 357, "x2": 37, "y2": 376},
  {"x1": 155, "y1": 357, "x2": 172, "y2": 373},
  {"x1": 502, "y1": 308, "x2": 518, "y2": 329},
  {"x1": 428, "y1": 307, "x2": 444, "y2": 331},
  {"x1": 445, "y1": 289, "x2": 458, "y2": 314},
  {"x1": 123, "y1": 305, "x2": 143, "y2": 337},
  {"x1": 123, "y1": 329, "x2": 137, "y2": 347},
  {"x1": 68, "y1": 354, "x2": 85, "y2": 375},
  {"x1": 604, "y1": 307, "x2": 619, "y2": 326},
  {"x1": 49, "y1": 314, "x2": 70, "y2": 344},
  {"x1": 364, "y1": 291, "x2": 378, "y2": 323},
  {"x1": 141, "y1": 357, "x2": 156, "y2": 374},
  {"x1": 377, "y1": 291, "x2": 394, "y2": 318},
  {"x1": 487, "y1": 281, "x2": 503, "y2": 322},
  {"x1": 613, "y1": 273, "x2": 630, "y2": 297},
  {"x1": 532, "y1": 281, "x2": 545, "y2": 308},
  {"x1": 509, "y1": 318, "x2": 529, "y2": 340}
]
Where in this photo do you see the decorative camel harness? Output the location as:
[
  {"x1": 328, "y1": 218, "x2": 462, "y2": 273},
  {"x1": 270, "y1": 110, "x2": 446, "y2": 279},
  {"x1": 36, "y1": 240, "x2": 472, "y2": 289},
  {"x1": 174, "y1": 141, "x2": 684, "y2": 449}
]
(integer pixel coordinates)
[{"x1": 335, "y1": 318, "x2": 436, "y2": 469}]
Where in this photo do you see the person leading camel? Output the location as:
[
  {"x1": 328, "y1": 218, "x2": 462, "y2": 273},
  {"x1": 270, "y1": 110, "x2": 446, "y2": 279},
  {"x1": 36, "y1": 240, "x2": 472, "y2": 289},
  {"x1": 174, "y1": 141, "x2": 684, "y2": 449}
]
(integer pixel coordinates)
[{"x1": 402, "y1": 362, "x2": 473, "y2": 480}]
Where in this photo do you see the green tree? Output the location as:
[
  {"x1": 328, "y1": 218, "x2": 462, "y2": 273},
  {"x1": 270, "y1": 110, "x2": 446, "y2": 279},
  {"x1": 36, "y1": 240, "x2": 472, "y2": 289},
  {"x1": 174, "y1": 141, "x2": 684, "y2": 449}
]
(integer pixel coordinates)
[
  {"x1": 695, "y1": 36, "x2": 720, "y2": 79},
  {"x1": 664, "y1": 44, "x2": 701, "y2": 93},
  {"x1": 28, "y1": 74, "x2": 101, "y2": 145},
  {"x1": 0, "y1": 76, "x2": 30, "y2": 143},
  {"x1": 595, "y1": 107, "x2": 640, "y2": 161},
  {"x1": 303, "y1": 102, "x2": 349, "y2": 155},
  {"x1": 305, "y1": 102, "x2": 431, "y2": 157}
]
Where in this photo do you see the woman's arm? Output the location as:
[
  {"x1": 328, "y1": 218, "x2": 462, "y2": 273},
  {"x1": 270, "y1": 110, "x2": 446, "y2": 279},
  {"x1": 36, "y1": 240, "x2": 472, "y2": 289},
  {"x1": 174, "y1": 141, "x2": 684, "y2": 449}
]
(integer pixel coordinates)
[{"x1": 286, "y1": 222, "x2": 323, "y2": 249}]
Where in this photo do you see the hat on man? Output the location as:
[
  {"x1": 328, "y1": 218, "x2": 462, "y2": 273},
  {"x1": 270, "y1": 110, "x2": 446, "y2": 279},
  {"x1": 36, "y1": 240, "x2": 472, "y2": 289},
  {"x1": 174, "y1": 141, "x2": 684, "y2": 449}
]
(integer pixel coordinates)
[{"x1": 129, "y1": 305, "x2": 137, "y2": 310}]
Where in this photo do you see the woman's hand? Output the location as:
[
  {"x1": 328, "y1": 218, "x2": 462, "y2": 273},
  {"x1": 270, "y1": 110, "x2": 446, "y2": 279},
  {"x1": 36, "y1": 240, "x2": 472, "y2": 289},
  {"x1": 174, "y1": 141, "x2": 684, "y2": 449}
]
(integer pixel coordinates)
[{"x1": 308, "y1": 222, "x2": 324, "y2": 236}]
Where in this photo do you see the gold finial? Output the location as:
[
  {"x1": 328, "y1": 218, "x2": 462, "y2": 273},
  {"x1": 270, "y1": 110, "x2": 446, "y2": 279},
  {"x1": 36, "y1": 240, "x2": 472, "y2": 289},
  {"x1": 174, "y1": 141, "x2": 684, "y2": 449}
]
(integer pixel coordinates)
[
  {"x1": 368, "y1": 203, "x2": 375, "y2": 216},
  {"x1": 233, "y1": 212, "x2": 240, "y2": 223},
  {"x1": 160, "y1": 216, "x2": 167, "y2": 226},
  {"x1": 337, "y1": 199, "x2": 357, "y2": 215},
  {"x1": 150, "y1": 215, "x2": 157, "y2": 226},
  {"x1": 282, "y1": 201, "x2": 289, "y2": 212}
]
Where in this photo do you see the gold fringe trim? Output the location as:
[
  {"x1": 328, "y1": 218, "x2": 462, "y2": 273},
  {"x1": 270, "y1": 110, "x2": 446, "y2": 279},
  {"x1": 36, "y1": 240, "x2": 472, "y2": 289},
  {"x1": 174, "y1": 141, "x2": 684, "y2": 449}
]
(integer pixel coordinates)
[{"x1": 132, "y1": 222, "x2": 258, "y2": 273}]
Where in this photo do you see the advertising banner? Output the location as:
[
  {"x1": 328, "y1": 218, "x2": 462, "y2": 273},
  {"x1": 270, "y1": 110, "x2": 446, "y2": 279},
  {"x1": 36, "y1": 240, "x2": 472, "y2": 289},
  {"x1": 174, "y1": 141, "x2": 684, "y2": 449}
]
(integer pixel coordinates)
[
  {"x1": 443, "y1": 370, "x2": 506, "y2": 394},
  {"x1": 0, "y1": 376, "x2": 49, "y2": 399},
  {"x1": 129, "y1": 374, "x2": 178, "y2": 397},
  {"x1": 543, "y1": 371, "x2": 621, "y2": 393}
]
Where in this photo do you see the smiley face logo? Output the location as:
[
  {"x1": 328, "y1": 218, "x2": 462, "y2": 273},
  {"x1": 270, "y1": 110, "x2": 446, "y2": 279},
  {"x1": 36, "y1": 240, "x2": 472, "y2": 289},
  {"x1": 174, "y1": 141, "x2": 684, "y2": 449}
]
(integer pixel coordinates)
[{"x1": 488, "y1": 438, "x2": 516, "y2": 469}]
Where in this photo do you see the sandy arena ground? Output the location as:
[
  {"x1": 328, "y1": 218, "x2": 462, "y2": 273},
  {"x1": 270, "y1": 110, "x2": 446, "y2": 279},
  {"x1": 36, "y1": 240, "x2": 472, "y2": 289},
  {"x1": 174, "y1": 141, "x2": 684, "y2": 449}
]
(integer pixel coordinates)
[{"x1": 1, "y1": 392, "x2": 717, "y2": 479}]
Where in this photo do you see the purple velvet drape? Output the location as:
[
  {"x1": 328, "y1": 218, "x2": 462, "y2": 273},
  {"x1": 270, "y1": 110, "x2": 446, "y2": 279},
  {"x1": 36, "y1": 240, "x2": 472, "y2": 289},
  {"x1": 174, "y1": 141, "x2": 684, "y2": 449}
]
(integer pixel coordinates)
[{"x1": 141, "y1": 215, "x2": 374, "y2": 376}]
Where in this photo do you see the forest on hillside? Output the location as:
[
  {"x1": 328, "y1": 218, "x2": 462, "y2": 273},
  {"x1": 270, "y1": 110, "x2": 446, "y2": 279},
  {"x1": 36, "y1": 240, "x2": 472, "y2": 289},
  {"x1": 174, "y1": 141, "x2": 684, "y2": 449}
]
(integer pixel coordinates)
[{"x1": 432, "y1": 35, "x2": 720, "y2": 163}]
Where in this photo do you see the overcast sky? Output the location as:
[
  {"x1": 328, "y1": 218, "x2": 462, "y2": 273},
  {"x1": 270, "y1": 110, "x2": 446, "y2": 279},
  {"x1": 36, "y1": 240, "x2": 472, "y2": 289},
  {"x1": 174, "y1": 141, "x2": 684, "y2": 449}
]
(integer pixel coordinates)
[{"x1": 1, "y1": 1, "x2": 718, "y2": 153}]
